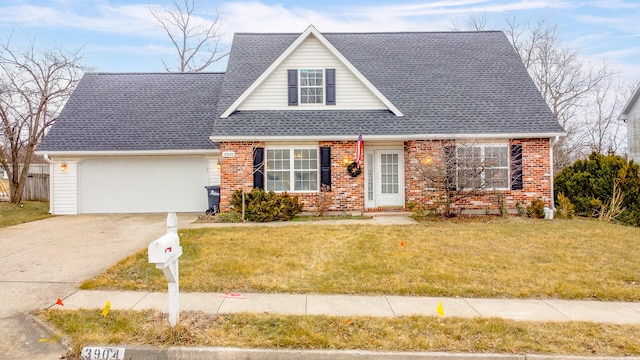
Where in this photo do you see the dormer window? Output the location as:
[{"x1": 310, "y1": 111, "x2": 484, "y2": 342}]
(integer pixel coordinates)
[
  {"x1": 300, "y1": 69, "x2": 324, "y2": 104},
  {"x1": 288, "y1": 68, "x2": 336, "y2": 106}
]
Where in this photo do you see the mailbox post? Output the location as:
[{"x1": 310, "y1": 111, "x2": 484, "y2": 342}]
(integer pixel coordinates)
[{"x1": 148, "y1": 212, "x2": 182, "y2": 327}]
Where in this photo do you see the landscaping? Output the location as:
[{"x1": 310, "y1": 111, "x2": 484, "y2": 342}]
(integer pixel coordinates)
[{"x1": 0, "y1": 200, "x2": 51, "y2": 228}]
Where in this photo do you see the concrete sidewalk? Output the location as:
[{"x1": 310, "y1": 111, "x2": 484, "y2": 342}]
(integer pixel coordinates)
[{"x1": 57, "y1": 290, "x2": 640, "y2": 325}]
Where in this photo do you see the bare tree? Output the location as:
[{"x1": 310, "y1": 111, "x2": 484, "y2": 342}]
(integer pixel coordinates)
[
  {"x1": 582, "y1": 81, "x2": 629, "y2": 155},
  {"x1": 0, "y1": 37, "x2": 87, "y2": 204},
  {"x1": 504, "y1": 16, "x2": 615, "y2": 172},
  {"x1": 150, "y1": 0, "x2": 228, "y2": 72},
  {"x1": 408, "y1": 140, "x2": 516, "y2": 217},
  {"x1": 453, "y1": 15, "x2": 617, "y2": 172},
  {"x1": 451, "y1": 12, "x2": 494, "y2": 31}
]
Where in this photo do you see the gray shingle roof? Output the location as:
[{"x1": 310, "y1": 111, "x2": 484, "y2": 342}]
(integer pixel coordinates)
[
  {"x1": 39, "y1": 72, "x2": 224, "y2": 152},
  {"x1": 212, "y1": 31, "x2": 564, "y2": 139},
  {"x1": 40, "y1": 30, "x2": 564, "y2": 153}
]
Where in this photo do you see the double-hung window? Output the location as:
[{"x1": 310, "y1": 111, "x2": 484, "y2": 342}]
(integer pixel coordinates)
[
  {"x1": 299, "y1": 69, "x2": 323, "y2": 104},
  {"x1": 457, "y1": 144, "x2": 509, "y2": 189},
  {"x1": 266, "y1": 147, "x2": 318, "y2": 192}
]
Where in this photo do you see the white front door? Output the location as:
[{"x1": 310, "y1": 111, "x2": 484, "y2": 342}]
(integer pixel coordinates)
[{"x1": 364, "y1": 149, "x2": 404, "y2": 209}]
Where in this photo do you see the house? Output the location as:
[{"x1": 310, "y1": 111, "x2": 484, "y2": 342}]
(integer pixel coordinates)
[
  {"x1": 621, "y1": 86, "x2": 640, "y2": 163},
  {"x1": 37, "y1": 25, "x2": 565, "y2": 215}
]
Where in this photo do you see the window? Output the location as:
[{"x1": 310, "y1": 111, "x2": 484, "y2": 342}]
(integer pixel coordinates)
[
  {"x1": 266, "y1": 147, "x2": 318, "y2": 192},
  {"x1": 457, "y1": 144, "x2": 509, "y2": 189},
  {"x1": 299, "y1": 69, "x2": 323, "y2": 104}
]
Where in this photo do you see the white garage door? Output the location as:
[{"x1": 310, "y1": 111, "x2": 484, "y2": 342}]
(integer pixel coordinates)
[{"x1": 78, "y1": 156, "x2": 209, "y2": 213}]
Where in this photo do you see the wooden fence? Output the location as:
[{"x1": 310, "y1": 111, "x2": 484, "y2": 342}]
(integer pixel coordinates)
[
  {"x1": 1, "y1": 164, "x2": 50, "y2": 201},
  {"x1": 22, "y1": 174, "x2": 50, "y2": 201}
]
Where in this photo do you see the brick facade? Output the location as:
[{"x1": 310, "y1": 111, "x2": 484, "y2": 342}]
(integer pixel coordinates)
[
  {"x1": 219, "y1": 141, "x2": 264, "y2": 211},
  {"x1": 405, "y1": 138, "x2": 552, "y2": 213},
  {"x1": 219, "y1": 138, "x2": 552, "y2": 213}
]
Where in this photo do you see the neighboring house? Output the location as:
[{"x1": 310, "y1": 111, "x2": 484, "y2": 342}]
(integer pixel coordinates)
[
  {"x1": 37, "y1": 25, "x2": 565, "y2": 215},
  {"x1": 620, "y1": 86, "x2": 640, "y2": 163}
]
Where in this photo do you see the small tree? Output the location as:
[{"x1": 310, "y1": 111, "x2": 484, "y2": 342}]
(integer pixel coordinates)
[
  {"x1": 0, "y1": 37, "x2": 86, "y2": 204},
  {"x1": 409, "y1": 140, "x2": 513, "y2": 217},
  {"x1": 150, "y1": 0, "x2": 228, "y2": 72}
]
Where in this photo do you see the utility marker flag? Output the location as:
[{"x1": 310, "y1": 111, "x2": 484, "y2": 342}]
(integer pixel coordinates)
[
  {"x1": 355, "y1": 133, "x2": 363, "y2": 168},
  {"x1": 102, "y1": 300, "x2": 111, "y2": 317},
  {"x1": 436, "y1": 301, "x2": 444, "y2": 317},
  {"x1": 55, "y1": 298, "x2": 64, "y2": 306}
]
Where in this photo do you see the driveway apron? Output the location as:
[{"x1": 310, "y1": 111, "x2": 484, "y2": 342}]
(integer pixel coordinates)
[{"x1": 0, "y1": 214, "x2": 173, "y2": 359}]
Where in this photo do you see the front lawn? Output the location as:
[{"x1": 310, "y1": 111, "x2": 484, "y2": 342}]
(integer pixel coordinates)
[
  {"x1": 81, "y1": 217, "x2": 640, "y2": 301},
  {"x1": 0, "y1": 200, "x2": 51, "y2": 228}
]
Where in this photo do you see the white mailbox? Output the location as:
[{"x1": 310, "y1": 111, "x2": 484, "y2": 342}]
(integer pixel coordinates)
[
  {"x1": 148, "y1": 232, "x2": 182, "y2": 266},
  {"x1": 148, "y1": 212, "x2": 182, "y2": 327}
]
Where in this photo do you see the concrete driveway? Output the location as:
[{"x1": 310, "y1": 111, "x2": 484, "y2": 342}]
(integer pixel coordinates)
[{"x1": 0, "y1": 213, "x2": 192, "y2": 359}]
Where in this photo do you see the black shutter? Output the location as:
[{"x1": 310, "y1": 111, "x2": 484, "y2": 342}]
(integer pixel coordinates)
[
  {"x1": 288, "y1": 69, "x2": 298, "y2": 106},
  {"x1": 511, "y1": 144, "x2": 523, "y2": 190},
  {"x1": 253, "y1": 147, "x2": 265, "y2": 190},
  {"x1": 325, "y1": 69, "x2": 336, "y2": 105},
  {"x1": 444, "y1": 145, "x2": 457, "y2": 191},
  {"x1": 320, "y1": 146, "x2": 332, "y2": 191}
]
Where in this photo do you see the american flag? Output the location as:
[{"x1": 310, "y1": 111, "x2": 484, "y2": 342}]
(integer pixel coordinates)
[{"x1": 355, "y1": 133, "x2": 363, "y2": 168}]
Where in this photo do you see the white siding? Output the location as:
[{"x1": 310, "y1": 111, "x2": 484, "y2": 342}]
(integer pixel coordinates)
[
  {"x1": 239, "y1": 35, "x2": 386, "y2": 111},
  {"x1": 629, "y1": 102, "x2": 640, "y2": 163},
  {"x1": 51, "y1": 159, "x2": 79, "y2": 215},
  {"x1": 207, "y1": 156, "x2": 221, "y2": 185}
]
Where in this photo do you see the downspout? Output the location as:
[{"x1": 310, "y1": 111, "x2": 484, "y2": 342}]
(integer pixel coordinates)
[
  {"x1": 549, "y1": 136, "x2": 559, "y2": 210},
  {"x1": 43, "y1": 154, "x2": 53, "y2": 214}
]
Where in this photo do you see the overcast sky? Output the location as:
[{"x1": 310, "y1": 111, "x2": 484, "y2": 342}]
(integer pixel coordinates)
[{"x1": 0, "y1": 0, "x2": 638, "y2": 87}]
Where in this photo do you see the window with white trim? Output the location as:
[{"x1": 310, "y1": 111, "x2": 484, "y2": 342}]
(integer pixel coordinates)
[
  {"x1": 299, "y1": 69, "x2": 323, "y2": 104},
  {"x1": 266, "y1": 147, "x2": 318, "y2": 192},
  {"x1": 457, "y1": 144, "x2": 509, "y2": 189}
]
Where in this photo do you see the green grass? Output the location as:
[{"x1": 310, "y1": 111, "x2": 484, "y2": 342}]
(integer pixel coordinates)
[
  {"x1": 81, "y1": 217, "x2": 640, "y2": 301},
  {"x1": 38, "y1": 309, "x2": 640, "y2": 359},
  {"x1": 0, "y1": 200, "x2": 51, "y2": 228}
]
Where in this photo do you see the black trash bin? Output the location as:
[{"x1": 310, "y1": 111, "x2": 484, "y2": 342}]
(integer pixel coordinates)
[{"x1": 204, "y1": 185, "x2": 220, "y2": 215}]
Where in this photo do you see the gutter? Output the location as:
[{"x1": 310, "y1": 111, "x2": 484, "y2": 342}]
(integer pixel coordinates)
[
  {"x1": 210, "y1": 132, "x2": 568, "y2": 142},
  {"x1": 35, "y1": 149, "x2": 220, "y2": 157}
]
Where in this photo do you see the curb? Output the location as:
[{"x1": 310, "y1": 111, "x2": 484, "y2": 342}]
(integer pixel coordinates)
[{"x1": 90, "y1": 346, "x2": 640, "y2": 360}]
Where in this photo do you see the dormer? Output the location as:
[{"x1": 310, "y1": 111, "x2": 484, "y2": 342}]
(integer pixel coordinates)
[{"x1": 220, "y1": 26, "x2": 402, "y2": 117}]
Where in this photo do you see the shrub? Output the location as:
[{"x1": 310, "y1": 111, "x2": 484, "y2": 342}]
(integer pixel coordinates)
[
  {"x1": 526, "y1": 198, "x2": 545, "y2": 219},
  {"x1": 314, "y1": 184, "x2": 333, "y2": 217},
  {"x1": 555, "y1": 152, "x2": 640, "y2": 226},
  {"x1": 230, "y1": 188, "x2": 303, "y2": 222},
  {"x1": 515, "y1": 201, "x2": 526, "y2": 217},
  {"x1": 554, "y1": 193, "x2": 575, "y2": 219},
  {"x1": 494, "y1": 192, "x2": 508, "y2": 217}
]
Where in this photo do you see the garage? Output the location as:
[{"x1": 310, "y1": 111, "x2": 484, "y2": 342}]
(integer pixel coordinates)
[{"x1": 77, "y1": 156, "x2": 209, "y2": 214}]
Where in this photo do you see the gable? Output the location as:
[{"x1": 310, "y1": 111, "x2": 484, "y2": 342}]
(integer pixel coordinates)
[
  {"x1": 238, "y1": 34, "x2": 386, "y2": 111},
  {"x1": 220, "y1": 25, "x2": 402, "y2": 118}
]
